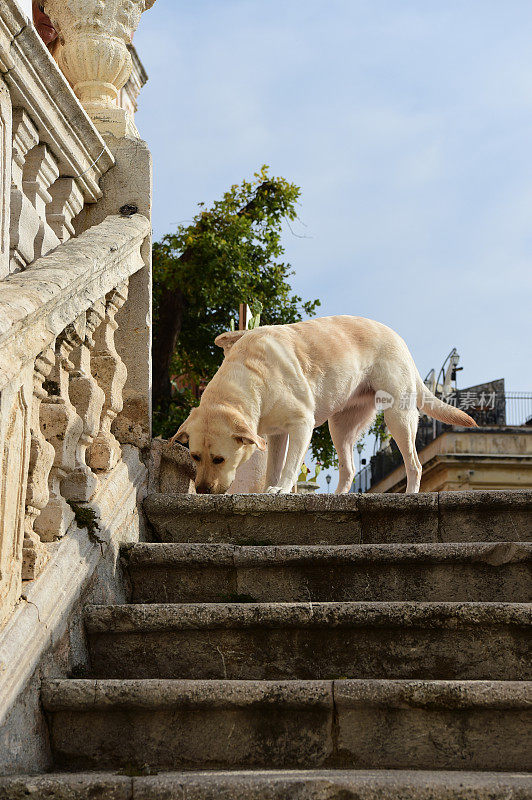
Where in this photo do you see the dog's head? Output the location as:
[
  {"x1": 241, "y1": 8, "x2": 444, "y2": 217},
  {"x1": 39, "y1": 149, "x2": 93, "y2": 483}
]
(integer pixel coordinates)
[{"x1": 170, "y1": 406, "x2": 266, "y2": 494}]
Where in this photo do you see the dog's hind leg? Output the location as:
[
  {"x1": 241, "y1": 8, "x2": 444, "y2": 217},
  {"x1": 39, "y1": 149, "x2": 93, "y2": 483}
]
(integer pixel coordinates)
[
  {"x1": 265, "y1": 433, "x2": 288, "y2": 491},
  {"x1": 383, "y1": 406, "x2": 422, "y2": 493},
  {"x1": 329, "y1": 403, "x2": 376, "y2": 494}
]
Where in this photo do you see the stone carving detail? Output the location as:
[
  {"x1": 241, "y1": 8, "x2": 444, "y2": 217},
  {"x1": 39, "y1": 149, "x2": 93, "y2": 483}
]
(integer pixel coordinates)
[
  {"x1": 22, "y1": 143, "x2": 60, "y2": 259},
  {"x1": 47, "y1": 178, "x2": 84, "y2": 243},
  {"x1": 61, "y1": 305, "x2": 106, "y2": 502},
  {"x1": 12, "y1": 112, "x2": 40, "y2": 194},
  {"x1": 23, "y1": 349, "x2": 56, "y2": 579},
  {"x1": 10, "y1": 109, "x2": 40, "y2": 271},
  {"x1": 43, "y1": 0, "x2": 156, "y2": 136},
  {"x1": 90, "y1": 283, "x2": 128, "y2": 472},
  {"x1": 35, "y1": 329, "x2": 84, "y2": 541}
]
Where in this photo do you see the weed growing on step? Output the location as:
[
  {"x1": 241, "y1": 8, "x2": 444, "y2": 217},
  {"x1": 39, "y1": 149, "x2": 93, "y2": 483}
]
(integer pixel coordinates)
[{"x1": 67, "y1": 501, "x2": 104, "y2": 546}]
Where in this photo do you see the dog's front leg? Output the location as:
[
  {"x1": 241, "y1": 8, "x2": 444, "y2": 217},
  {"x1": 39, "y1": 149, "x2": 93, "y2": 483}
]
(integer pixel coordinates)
[
  {"x1": 265, "y1": 433, "x2": 288, "y2": 491},
  {"x1": 269, "y1": 421, "x2": 314, "y2": 494}
]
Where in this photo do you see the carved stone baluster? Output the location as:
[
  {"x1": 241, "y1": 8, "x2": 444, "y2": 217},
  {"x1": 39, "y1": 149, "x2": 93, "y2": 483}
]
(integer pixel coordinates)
[
  {"x1": 35, "y1": 328, "x2": 84, "y2": 542},
  {"x1": 11, "y1": 110, "x2": 38, "y2": 193},
  {"x1": 61, "y1": 303, "x2": 106, "y2": 502},
  {"x1": 23, "y1": 143, "x2": 60, "y2": 259},
  {"x1": 10, "y1": 109, "x2": 40, "y2": 271},
  {"x1": 89, "y1": 284, "x2": 128, "y2": 472},
  {"x1": 23, "y1": 349, "x2": 56, "y2": 579},
  {"x1": 47, "y1": 177, "x2": 84, "y2": 243}
]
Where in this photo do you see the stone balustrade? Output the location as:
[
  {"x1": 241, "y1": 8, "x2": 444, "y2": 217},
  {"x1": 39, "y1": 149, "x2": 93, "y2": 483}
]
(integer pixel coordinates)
[
  {"x1": 0, "y1": 212, "x2": 150, "y2": 628},
  {"x1": 0, "y1": 0, "x2": 154, "y2": 775},
  {"x1": 0, "y1": 0, "x2": 115, "y2": 278}
]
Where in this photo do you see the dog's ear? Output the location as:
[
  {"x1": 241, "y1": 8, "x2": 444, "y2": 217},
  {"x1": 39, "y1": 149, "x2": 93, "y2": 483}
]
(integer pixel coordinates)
[
  {"x1": 170, "y1": 423, "x2": 189, "y2": 446},
  {"x1": 233, "y1": 426, "x2": 267, "y2": 451},
  {"x1": 169, "y1": 409, "x2": 196, "y2": 446},
  {"x1": 214, "y1": 330, "x2": 246, "y2": 354}
]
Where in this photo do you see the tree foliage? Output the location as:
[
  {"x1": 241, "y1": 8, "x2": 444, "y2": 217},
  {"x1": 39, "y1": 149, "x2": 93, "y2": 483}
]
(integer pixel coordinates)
[{"x1": 152, "y1": 167, "x2": 342, "y2": 466}]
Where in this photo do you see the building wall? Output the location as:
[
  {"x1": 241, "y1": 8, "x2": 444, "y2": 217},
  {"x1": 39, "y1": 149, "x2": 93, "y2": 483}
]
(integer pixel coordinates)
[{"x1": 370, "y1": 428, "x2": 532, "y2": 493}]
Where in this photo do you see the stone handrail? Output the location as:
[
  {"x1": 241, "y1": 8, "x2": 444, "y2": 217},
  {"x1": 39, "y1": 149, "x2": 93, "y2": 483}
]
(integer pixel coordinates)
[
  {"x1": 0, "y1": 213, "x2": 150, "y2": 627},
  {"x1": 0, "y1": 214, "x2": 149, "y2": 387}
]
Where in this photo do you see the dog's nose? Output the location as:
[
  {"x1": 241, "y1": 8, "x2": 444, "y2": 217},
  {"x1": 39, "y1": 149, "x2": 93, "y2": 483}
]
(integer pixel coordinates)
[{"x1": 196, "y1": 484, "x2": 212, "y2": 494}]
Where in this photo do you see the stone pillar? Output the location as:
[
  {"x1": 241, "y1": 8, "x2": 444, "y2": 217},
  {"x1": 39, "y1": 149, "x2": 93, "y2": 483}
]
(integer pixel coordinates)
[
  {"x1": 75, "y1": 137, "x2": 153, "y2": 451},
  {"x1": 43, "y1": 0, "x2": 156, "y2": 138}
]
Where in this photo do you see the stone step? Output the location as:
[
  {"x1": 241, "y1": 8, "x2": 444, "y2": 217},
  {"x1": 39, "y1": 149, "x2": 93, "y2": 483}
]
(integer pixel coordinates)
[
  {"x1": 143, "y1": 491, "x2": 532, "y2": 546},
  {"x1": 123, "y1": 541, "x2": 532, "y2": 603},
  {"x1": 85, "y1": 602, "x2": 532, "y2": 680},
  {"x1": 42, "y1": 678, "x2": 532, "y2": 772},
  {"x1": 1, "y1": 770, "x2": 531, "y2": 800}
]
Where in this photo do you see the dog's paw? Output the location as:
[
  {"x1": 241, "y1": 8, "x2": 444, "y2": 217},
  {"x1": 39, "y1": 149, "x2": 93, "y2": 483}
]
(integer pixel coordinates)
[{"x1": 266, "y1": 486, "x2": 282, "y2": 494}]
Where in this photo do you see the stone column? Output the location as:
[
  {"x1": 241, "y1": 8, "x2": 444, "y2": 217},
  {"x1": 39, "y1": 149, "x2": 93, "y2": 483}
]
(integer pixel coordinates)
[
  {"x1": 43, "y1": 0, "x2": 156, "y2": 138},
  {"x1": 75, "y1": 138, "x2": 153, "y2": 451}
]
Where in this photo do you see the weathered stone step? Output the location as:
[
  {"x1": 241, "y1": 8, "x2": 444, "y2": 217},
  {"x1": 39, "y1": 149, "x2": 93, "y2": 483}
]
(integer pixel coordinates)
[
  {"x1": 42, "y1": 678, "x2": 532, "y2": 772},
  {"x1": 143, "y1": 491, "x2": 532, "y2": 546},
  {"x1": 123, "y1": 541, "x2": 532, "y2": 603},
  {"x1": 85, "y1": 602, "x2": 532, "y2": 680},
  {"x1": 1, "y1": 770, "x2": 531, "y2": 799}
]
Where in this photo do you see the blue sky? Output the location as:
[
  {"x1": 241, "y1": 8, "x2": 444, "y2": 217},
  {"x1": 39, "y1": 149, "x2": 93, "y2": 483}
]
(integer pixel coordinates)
[{"x1": 135, "y1": 0, "x2": 532, "y2": 469}]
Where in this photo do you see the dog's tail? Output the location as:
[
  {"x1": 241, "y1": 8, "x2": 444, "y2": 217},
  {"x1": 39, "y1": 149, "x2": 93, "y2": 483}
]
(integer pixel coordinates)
[{"x1": 416, "y1": 374, "x2": 477, "y2": 427}]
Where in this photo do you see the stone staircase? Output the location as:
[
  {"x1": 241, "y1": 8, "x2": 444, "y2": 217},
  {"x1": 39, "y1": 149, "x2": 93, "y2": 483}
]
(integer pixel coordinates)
[{"x1": 1, "y1": 491, "x2": 531, "y2": 798}]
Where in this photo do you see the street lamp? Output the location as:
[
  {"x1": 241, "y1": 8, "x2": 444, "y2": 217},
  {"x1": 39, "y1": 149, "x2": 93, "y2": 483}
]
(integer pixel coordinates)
[
  {"x1": 325, "y1": 474, "x2": 331, "y2": 493},
  {"x1": 356, "y1": 441, "x2": 364, "y2": 471}
]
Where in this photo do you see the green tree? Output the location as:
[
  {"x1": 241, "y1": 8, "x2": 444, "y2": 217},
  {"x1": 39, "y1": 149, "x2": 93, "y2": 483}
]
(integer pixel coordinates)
[{"x1": 153, "y1": 167, "x2": 340, "y2": 464}]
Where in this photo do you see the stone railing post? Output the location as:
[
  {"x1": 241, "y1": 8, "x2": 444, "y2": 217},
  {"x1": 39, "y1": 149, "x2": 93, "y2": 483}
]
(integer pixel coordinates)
[
  {"x1": 43, "y1": 0, "x2": 156, "y2": 137},
  {"x1": 10, "y1": 109, "x2": 40, "y2": 271},
  {"x1": 75, "y1": 146, "x2": 153, "y2": 452},
  {"x1": 22, "y1": 143, "x2": 60, "y2": 259},
  {"x1": 35, "y1": 329, "x2": 83, "y2": 541},
  {"x1": 47, "y1": 178, "x2": 84, "y2": 243},
  {"x1": 89, "y1": 283, "x2": 128, "y2": 471},
  {"x1": 23, "y1": 349, "x2": 55, "y2": 579},
  {"x1": 61, "y1": 305, "x2": 106, "y2": 501}
]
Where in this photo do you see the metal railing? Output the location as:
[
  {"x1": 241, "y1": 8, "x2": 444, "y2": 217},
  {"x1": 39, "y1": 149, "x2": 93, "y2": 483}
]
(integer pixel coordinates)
[{"x1": 353, "y1": 392, "x2": 532, "y2": 493}]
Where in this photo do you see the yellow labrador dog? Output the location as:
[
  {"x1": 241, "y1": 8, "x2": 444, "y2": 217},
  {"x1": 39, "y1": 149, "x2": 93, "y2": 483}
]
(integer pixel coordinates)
[{"x1": 171, "y1": 316, "x2": 476, "y2": 494}]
